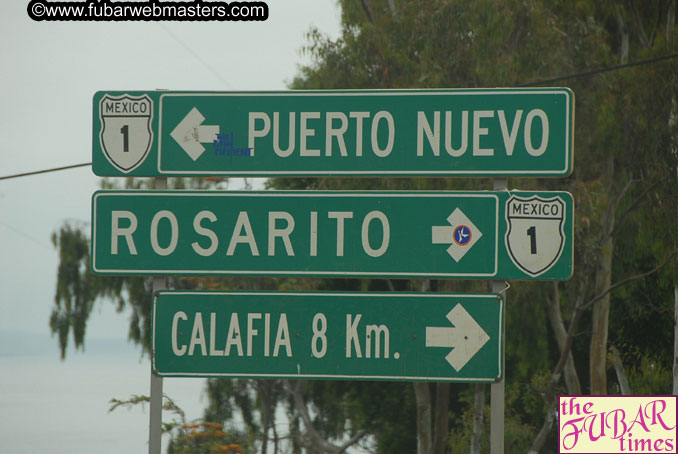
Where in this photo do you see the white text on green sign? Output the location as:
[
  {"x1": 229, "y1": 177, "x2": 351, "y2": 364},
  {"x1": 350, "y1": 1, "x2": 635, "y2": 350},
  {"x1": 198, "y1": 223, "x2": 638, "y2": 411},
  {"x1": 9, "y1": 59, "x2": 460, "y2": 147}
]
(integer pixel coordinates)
[
  {"x1": 92, "y1": 89, "x2": 574, "y2": 177},
  {"x1": 152, "y1": 291, "x2": 504, "y2": 382},
  {"x1": 91, "y1": 190, "x2": 573, "y2": 280}
]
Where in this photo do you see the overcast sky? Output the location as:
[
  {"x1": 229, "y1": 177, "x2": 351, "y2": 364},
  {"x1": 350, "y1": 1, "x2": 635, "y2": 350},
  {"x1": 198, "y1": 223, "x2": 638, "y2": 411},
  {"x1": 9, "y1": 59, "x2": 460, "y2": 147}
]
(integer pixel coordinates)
[{"x1": 0, "y1": 0, "x2": 341, "y2": 343}]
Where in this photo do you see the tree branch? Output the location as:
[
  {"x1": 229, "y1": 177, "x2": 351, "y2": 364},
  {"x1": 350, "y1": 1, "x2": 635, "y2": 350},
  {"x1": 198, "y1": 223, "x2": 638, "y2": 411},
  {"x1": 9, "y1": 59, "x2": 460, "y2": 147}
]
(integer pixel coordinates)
[
  {"x1": 387, "y1": 0, "x2": 397, "y2": 19},
  {"x1": 610, "y1": 344, "x2": 631, "y2": 395},
  {"x1": 547, "y1": 282, "x2": 582, "y2": 395},
  {"x1": 528, "y1": 295, "x2": 584, "y2": 453},
  {"x1": 337, "y1": 430, "x2": 369, "y2": 454},
  {"x1": 283, "y1": 380, "x2": 367, "y2": 454},
  {"x1": 615, "y1": 5, "x2": 630, "y2": 63},
  {"x1": 582, "y1": 251, "x2": 677, "y2": 312},
  {"x1": 609, "y1": 175, "x2": 668, "y2": 238},
  {"x1": 360, "y1": 0, "x2": 375, "y2": 23},
  {"x1": 608, "y1": 177, "x2": 635, "y2": 236},
  {"x1": 628, "y1": 0, "x2": 651, "y2": 48}
]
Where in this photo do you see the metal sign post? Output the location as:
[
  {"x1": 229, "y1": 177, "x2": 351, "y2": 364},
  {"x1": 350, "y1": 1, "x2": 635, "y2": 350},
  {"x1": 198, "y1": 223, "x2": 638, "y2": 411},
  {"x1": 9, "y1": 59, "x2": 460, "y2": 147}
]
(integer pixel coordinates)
[
  {"x1": 149, "y1": 276, "x2": 164, "y2": 454},
  {"x1": 490, "y1": 178, "x2": 507, "y2": 454},
  {"x1": 149, "y1": 177, "x2": 166, "y2": 454}
]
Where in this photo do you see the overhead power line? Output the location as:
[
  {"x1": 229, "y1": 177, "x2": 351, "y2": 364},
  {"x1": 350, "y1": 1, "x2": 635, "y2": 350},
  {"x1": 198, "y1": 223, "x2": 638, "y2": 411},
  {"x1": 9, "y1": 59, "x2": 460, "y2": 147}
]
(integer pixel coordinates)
[
  {"x1": 0, "y1": 162, "x2": 91, "y2": 181},
  {"x1": 0, "y1": 221, "x2": 53, "y2": 250},
  {"x1": 159, "y1": 24, "x2": 234, "y2": 89},
  {"x1": 520, "y1": 52, "x2": 678, "y2": 86}
]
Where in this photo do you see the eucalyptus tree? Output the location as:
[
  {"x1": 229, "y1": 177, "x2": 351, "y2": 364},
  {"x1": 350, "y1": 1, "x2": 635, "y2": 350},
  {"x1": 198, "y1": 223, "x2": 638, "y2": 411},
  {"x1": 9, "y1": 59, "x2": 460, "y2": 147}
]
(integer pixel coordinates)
[{"x1": 51, "y1": 1, "x2": 678, "y2": 453}]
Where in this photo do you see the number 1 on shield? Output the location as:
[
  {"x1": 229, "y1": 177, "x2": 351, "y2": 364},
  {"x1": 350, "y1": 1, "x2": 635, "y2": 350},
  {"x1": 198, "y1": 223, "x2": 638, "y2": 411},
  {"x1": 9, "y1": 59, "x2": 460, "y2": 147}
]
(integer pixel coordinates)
[
  {"x1": 527, "y1": 226, "x2": 537, "y2": 254},
  {"x1": 120, "y1": 125, "x2": 129, "y2": 152}
]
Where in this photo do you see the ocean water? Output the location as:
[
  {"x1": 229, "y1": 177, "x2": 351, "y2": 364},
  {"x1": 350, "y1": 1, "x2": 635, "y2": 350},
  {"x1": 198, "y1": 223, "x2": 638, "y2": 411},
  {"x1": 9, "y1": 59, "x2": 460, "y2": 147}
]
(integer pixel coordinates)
[{"x1": 0, "y1": 335, "x2": 206, "y2": 454}]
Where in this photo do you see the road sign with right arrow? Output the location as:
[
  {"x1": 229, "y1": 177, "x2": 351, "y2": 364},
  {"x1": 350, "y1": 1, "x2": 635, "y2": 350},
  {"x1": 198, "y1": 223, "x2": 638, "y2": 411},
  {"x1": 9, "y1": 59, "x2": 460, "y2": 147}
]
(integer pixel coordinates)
[
  {"x1": 91, "y1": 190, "x2": 573, "y2": 280},
  {"x1": 152, "y1": 291, "x2": 504, "y2": 382}
]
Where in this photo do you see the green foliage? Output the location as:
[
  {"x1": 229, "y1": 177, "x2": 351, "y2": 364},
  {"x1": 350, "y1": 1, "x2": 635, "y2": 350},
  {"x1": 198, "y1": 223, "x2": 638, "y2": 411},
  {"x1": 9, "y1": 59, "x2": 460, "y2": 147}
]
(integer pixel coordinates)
[
  {"x1": 51, "y1": 221, "x2": 152, "y2": 357},
  {"x1": 49, "y1": 176, "x2": 233, "y2": 358},
  {"x1": 108, "y1": 393, "x2": 251, "y2": 454},
  {"x1": 50, "y1": 222, "x2": 133, "y2": 357},
  {"x1": 168, "y1": 422, "x2": 251, "y2": 454},
  {"x1": 447, "y1": 381, "x2": 545, "y2": 453},
  {"x1": 51, "y1": 0, "x2": 678, "y2": 452},
  {"x1": 287, "y1": 0, "x2": 678, "y2": 448},
  {"x1": 203, "y1": 379, "x2": 267, "y2": 436},
  {"x1": 625, "y1": 353, "x2": 673, "y2": 395},
  {"x1": 306, "y1": 380, "x2": 417, "y2": 454}
]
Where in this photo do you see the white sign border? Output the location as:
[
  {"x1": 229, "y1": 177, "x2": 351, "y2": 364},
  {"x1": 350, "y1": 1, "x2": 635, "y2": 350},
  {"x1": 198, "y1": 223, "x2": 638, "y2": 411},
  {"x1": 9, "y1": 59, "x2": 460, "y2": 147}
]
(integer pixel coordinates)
[
  {"x1": 155, "y1": 89, "x2": 573, "y2": 176},
  {"x1": 151, "y1": 290, "x2": 504, "y2": 382},
  {"x1": 91, "y1": 191, "x2": 500, "y2": 278}
]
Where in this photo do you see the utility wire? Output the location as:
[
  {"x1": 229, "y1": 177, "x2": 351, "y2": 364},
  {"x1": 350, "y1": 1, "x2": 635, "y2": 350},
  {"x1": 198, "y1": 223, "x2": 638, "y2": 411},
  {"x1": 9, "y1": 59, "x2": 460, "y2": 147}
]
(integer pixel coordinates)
[
  {"x1": 0, "y1": 162, "x2": 91, "y2": 181},
  {"x1": 3, "y1": 52, "x2": 678, "y2": 181},
  {"x1": 520, "y1": 52, "x2": 678, "y2": 86},
  {"x1": 0, "y1": 221, "x2": 54, "y2": 251},
  {"x1": 159, "y1": 23, "x2": 234, "y2": 89}
]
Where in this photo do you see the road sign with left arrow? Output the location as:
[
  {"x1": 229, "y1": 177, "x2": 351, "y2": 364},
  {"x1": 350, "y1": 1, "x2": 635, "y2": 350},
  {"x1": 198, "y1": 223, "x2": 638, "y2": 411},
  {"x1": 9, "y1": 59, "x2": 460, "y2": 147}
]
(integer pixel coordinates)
[
  {"x1": 92, "y1": 89, "x2": 573, "y2": 177},
  {"x1": 152, "y1": 291, "x2": 504, "y2": 382}
]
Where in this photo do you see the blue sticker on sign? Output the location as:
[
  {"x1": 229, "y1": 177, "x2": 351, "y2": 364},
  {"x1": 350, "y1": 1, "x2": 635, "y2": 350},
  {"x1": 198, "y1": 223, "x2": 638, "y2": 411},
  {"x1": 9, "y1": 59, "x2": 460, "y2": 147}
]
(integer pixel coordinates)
[{"x1": 453, "y1": 225, "x2": 472, "y2": 246}]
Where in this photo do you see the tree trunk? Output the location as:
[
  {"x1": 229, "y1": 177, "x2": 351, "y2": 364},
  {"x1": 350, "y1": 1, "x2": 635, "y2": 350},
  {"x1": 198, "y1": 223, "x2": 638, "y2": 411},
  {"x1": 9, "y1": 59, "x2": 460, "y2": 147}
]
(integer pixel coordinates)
[
  {"x1": 669, "y1": 1, "x2": 676, "y2": 395},
  {"x1": 589, "y1": 9, "x2": 629, "y2": 396},
  {"x1": 414, "y1": 382, "x2": 433, "y2": 454},
  {"x1": 387, "y1": 0, "x2": 397, "y2": 18},
  {"x1": 589, "y1": 233, "x2": 613, "y2": 394},
  {"x1": 433, "y1": 383, "x2": 449, "y2": 454},
  {"x1": 673, "y1": 89, "x2": 678, "y2": 395},
  {"x1": 529, "y1": 296, "x2": 585, "y2": 453},
  {"x1": 272, "y1": 420, "x2": 279, "y2": 454},
  {"x1": 590, "y1": 157, "x2": 616, "y2": 395},
  {"x1": 257, "y1": 380, "x2": 274, "y2": 454},
  {"x1": 285, "y1": 380, "x2": 366, "y2": 454},
  {"x1": 615, "y1": 6, "x2": 630, "y2": 64},
  {"x1": 667, "y1": 0, "x2": 676, "y2": 39},
  {"x1": 610, "y1": 345, "x2": 631, "y2": 395},
  {"x1": 527, "y1": 407, "x2": 556, "y2": 454},
  {"x1": 547, "y1": 282, "x2": 582, "y2": 395},
  {"x1": 673, "y1": 286, "x2": 678, "y2": 394}
]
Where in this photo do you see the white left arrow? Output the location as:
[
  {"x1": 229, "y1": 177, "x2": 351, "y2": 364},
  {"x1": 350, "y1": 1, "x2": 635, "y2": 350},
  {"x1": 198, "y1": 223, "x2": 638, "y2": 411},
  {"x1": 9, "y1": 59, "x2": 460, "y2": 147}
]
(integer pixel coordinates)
[
  {"x1": 425, "y1": 304, "x2": 490, "y2": 371},
  {"x1": 170, "y1": 107, "x2": 220, "y2": 161}
]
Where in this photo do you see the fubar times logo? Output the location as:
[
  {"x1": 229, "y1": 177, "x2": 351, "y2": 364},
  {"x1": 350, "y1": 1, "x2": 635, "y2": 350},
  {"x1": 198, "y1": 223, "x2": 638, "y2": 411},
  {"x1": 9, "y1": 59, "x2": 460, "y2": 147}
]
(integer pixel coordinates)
[{"x1": 559, "y1": 396, "x2": 677, "y2": 453}]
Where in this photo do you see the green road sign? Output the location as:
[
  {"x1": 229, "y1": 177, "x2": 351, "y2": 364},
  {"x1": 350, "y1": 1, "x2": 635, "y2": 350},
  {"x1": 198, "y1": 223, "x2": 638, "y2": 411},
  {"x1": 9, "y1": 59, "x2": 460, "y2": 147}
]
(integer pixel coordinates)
[
  {"x1": 92, "y1": 89, "x2": 574, "y2": 177},
  {"x1": 152, "y1": 291, "x2": 504, "y2": 382},
  {"x1": 91, "y1": 190, "x2": 573, "y2": 280}
]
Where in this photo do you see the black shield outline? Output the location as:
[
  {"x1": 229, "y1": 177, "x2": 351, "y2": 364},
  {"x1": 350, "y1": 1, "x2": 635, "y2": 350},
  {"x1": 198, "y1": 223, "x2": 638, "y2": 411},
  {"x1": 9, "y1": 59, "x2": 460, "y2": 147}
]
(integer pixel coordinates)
[
  {"x1": 99, "y1": 94, "x2": 153, "y2": 173},
  {"x1": 505, "y1": 195, "x2": 565, "y2": 276}
]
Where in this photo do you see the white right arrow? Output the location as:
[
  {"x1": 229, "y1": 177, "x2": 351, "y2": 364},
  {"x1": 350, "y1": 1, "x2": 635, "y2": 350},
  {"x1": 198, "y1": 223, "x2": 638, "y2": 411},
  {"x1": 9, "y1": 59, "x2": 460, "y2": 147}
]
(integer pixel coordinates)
[
  {"x1": 425, "y1": 304, "x2": 490, "y2": 371},
  {"x1": 170, "y1": 107, "x2": 220, "y2": 161},
  {"x1": 431, "y1": 208, "x2": 482, "y2": 262}
]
